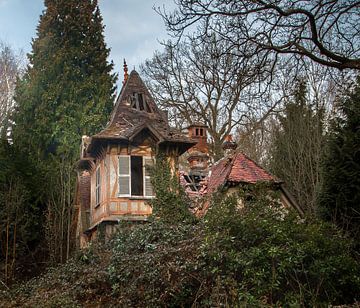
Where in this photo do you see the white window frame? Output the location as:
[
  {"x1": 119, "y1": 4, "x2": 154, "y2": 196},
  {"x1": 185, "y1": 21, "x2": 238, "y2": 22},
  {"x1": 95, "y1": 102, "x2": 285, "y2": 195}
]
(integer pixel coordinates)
[
  {"x1": 95, "y1": 165, "x2": 101, "y2": 207},
  {"x1": 118, "y1": 155, "x2": 131, "y2": 197},
  {"x1": 117, "y1": 155, "x2": 155, "y2": 198}
]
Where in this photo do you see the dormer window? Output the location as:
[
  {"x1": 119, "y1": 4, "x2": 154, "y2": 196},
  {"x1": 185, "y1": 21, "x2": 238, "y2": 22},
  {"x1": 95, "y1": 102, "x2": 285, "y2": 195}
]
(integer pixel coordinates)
[{"x1": 130, "y1": 93, "x2": 152, "y2": 113}]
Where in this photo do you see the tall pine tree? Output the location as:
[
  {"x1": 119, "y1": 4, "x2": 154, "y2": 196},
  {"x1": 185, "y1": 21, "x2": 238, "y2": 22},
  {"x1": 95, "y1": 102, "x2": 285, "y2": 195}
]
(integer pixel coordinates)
[
  {"x1": 11, "y1": 0, "x2": 116, "y2": 263},
  {"x1": 318, "y1": 77, "x2": 360, "y2": 241}
]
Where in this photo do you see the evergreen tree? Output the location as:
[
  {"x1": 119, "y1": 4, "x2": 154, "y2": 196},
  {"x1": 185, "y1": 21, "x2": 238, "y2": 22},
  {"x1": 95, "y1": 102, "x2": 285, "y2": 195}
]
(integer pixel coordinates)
[
  {"x1": 10, "y1": 0, "x2": 116, "y2": 264},
  {"x1": 270, "y1": 79, "x2": 324, "y2": 213},
  {"x1": 13, "y1": 0, "x2": 116, "y2": 158},
  {"x1": 318, "y1": 77, "x2": 360, "y2": 241}
]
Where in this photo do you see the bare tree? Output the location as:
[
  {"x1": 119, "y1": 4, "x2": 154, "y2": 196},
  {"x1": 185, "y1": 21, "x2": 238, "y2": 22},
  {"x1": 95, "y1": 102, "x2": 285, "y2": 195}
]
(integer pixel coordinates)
[
  {"x1": 142, "y1": 36, "x2": 280, "y2": 159},
  {"x1": 45, "y1": 157, "x2": 75, "y2": 264},
  {"x1": 0, "y1": 176, "x2": 28, "y2": 284},
  {"x1": 0, "y1": 41, "x2": 24, "y2": 136},
  {"x1": 159, "y1": 0, "x2": 360, "y2": 70}
]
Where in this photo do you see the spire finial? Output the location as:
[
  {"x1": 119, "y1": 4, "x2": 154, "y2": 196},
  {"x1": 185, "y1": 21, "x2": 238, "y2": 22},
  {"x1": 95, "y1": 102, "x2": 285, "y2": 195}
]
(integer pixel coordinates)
[{"x1": 123, "y1": 59, "x2": 128, "y2": 84}]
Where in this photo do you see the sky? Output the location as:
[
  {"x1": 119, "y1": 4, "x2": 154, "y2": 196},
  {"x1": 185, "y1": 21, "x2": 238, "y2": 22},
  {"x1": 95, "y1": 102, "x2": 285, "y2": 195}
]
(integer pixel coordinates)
[{"x1": 0, "y1": 0, "x2": 175, "y2": 86}]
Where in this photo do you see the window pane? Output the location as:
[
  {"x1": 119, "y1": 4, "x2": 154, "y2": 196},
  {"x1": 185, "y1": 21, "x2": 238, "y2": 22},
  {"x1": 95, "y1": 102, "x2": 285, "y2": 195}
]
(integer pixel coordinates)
[
  {"x1": 119, "y1": 156, "x2": 130, "y2": 175},
  {"x1": 119, "y1": 176, "x2": 130, "y2": 195}
]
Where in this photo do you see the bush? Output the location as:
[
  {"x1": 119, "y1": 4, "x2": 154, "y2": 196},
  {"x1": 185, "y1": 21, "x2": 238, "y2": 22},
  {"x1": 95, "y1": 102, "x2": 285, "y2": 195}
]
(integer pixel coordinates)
[
  {"x1": 149, "y1": 153, "x2": 196, "y2": 224},
  {"x1": 108, "y1": 220, "x2": 203, "y2": 306},
  {"x1": 202, "y1": 184, "x2": 360, "y2": 306}
]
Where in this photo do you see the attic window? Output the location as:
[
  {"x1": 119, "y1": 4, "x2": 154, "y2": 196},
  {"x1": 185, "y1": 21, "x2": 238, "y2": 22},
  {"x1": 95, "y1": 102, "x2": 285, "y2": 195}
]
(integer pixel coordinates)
[{"x1": 131, "y1": 93, "x2": 152, "y2": 113}]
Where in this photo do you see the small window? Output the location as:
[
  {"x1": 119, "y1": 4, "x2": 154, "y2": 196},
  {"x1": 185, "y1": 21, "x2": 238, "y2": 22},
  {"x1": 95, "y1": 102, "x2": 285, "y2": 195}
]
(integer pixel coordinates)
[
  {"x1": 137, "y1": 93, "x2": 144, "y2": 111},
  {"x1": 195, "y1": 128, "x2": 199, "y2": 136},
  {"x1": 200, "y1": 128, "x2": 204, "y2": 136},
  {"x1": 95, "y1": 166, "x2": 101, "y2": 206}
]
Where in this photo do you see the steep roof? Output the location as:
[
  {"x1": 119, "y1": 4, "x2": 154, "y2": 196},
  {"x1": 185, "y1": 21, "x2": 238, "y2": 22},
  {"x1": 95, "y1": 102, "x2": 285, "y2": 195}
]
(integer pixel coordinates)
[
  {"x1": 207, "y1": 151, "x2": 281, "y2": 194},
  {"x1": 86, "y1": 70, "x2": 196, "y2": 154}
]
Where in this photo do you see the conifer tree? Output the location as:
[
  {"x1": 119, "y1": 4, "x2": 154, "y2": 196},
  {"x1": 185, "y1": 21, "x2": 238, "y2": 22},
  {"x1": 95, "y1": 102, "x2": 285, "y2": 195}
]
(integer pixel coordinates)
[
  {"x1": 318, "y1": 77, "x2": 360, "y2": 240},
  {"x1": 13, "y1": 0, "x2": 116, "y2": 158},
  {"x1": 10, "y1": 0, "x2": 116, "y2": 263}
]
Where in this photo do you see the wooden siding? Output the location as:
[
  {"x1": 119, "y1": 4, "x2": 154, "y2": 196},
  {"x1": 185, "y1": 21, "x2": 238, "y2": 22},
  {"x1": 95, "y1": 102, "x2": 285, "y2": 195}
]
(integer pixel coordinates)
[{"x1": 90, "y1": 145, "x2": 154, "y2": 227}]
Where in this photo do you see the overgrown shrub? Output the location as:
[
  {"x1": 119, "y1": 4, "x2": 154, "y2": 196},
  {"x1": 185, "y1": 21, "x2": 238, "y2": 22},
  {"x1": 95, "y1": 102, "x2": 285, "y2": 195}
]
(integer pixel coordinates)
[
  {"x1": 108, "y1": 220, "x2": 203, "y2": 306},
  {"x1": 2, "y1": 184, "x2": 359, "y2": 307},
  {"x1": 149, "y1": 153, "x2": 195, "y2": 224},
  {"x1": 203, "y1": 184, "x2": 360, "y2": 306}
]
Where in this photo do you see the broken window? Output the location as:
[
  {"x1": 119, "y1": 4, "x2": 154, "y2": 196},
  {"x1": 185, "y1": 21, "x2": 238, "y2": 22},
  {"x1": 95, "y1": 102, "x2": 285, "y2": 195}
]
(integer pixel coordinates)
[
  {"x1": 130, "y1": 93, "x2": 153, "y2": 113},
  {"x1": 118, "y1": 155, "x2": 154, "y2": 197},
  {"x1": 131, "y1": 156, "x2": 143, "y2": 196}
]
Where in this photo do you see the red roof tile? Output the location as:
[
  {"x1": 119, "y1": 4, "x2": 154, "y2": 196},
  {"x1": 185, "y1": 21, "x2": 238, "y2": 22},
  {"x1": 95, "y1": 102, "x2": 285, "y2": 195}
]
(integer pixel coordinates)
[{"x1": 207, "y1": 152, "x2": 281, "y2": 194}]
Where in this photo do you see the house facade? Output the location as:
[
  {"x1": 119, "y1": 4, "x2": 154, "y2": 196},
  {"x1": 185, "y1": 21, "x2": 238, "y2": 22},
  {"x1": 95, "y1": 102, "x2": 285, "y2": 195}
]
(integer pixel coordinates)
[{"x1": 75, "y1": 67, "x2": 196, "y2": 246}]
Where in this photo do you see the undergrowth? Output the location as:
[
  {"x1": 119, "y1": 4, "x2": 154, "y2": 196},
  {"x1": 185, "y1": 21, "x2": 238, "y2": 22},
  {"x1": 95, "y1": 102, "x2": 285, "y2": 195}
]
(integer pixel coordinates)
[{"x1": 1, "y1": 181, "x2": 359, "y2": 307}]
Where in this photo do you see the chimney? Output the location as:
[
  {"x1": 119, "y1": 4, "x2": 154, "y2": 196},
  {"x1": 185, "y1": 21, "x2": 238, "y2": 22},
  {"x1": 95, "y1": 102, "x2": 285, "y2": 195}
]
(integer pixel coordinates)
[
  {"x1": 222, "y1": 134, "x2": 237, "y2": 155},
  {"x1": 187, "y1": 123, "x2": 209, "y2": 177}
]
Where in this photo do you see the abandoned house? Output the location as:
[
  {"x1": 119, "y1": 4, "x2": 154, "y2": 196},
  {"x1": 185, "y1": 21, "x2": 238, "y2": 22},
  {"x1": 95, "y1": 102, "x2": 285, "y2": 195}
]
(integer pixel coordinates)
[
  {"x1": 75, "y1": 64, "x2": 196, "y2": 246},
  {"x1": 75, "y1": 64, "x2": 302, "y2": 247}
]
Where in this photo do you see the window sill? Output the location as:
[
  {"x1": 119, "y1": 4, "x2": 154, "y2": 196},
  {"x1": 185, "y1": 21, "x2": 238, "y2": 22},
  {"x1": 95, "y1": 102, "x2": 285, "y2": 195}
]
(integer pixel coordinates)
[{"x1": 117, "y1": 195, "x2": 155, "y2": 200}]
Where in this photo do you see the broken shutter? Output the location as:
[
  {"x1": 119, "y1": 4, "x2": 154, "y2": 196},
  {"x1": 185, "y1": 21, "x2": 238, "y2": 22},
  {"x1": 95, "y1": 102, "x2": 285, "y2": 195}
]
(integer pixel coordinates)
[
  {"x1": 118, "y1": 156, "x2": 130, "y2": 196},
  {"x1": 144, "y1": 157, "x2": 154, "y2": 197}
]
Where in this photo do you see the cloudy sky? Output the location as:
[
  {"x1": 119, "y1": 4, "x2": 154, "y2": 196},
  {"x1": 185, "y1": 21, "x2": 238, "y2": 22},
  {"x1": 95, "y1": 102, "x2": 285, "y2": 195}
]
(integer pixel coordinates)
[{"x1": 0, "y1": 0, "x2": 175, "y2": 86}]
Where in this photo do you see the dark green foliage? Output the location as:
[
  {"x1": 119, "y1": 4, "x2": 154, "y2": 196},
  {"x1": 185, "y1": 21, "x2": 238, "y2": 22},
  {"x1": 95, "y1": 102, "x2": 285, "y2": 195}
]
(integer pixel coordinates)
[
  {"x1": 270, "y1": 78, "x2": 324, "y2": 213},
  {"x1": 203, "y1": 185, "x2": 360, "y2": 306},
  {"x1": 13, "y1": 0, "x2": 116, "y2": 159},
  {"x1": 0, "y1": 242, "x2": 113, "y2": 307},
  {"x1": 149, "y1": 153, "x2": 195, "y2": 224},
  {"x1": 2, "y1": 186, "x2": 359, "y2": 306},
  {"x1": 108, "y1": 221, "x2": 202, "y2": 306},
  {"x1": 5, "y1": 0, "x2": 116, "y2": 269},
  {"x1": 318, "y1": 76, "x2": 360, "y2": 242}
]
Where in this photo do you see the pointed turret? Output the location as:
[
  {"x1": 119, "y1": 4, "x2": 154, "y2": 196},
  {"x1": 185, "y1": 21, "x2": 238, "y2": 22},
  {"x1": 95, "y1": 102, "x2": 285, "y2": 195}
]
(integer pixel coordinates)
[{"x1": 82, "y1": 69, "x2": 196, "y2": 156}]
